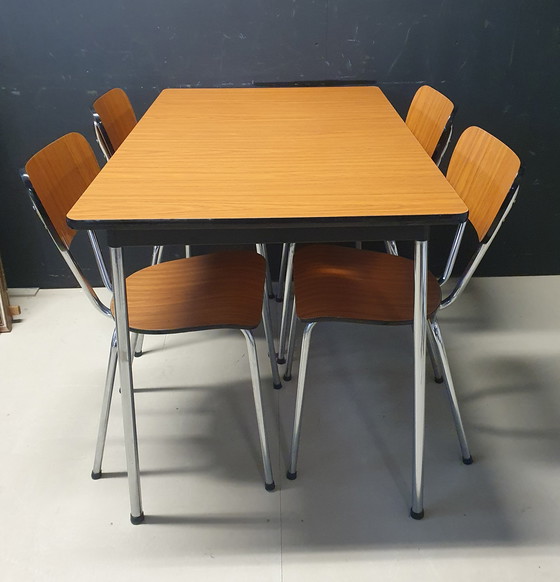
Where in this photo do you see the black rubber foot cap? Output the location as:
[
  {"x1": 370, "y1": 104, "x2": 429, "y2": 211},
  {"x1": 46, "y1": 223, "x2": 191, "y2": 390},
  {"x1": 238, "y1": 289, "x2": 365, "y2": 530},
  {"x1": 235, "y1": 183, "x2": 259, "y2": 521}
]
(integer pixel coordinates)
[
  {"x1": 268, "y1": 293, "x2": 275, "y2": 299},
  {"x1": 130, "y1": 512, "x2": 145, "y2": 525},
  {"x1": 286, "y1": 470, "x2": 297, "y2": 480},
  {"x1": 434, "y1": 376, "x2": 444, "y2": 384},
  {"x1": 410, "y1": 508, "x2": 424, "y2": 520},
  {"x1": 283, "y1": 374, "x2": 292, "y2": 382},
  {"x1": 91, "y1": 470, "x2": 102, "y2": 480},
  {"x1": 273, "y1": 382, "x2": 282, "y2": 390},
  {"x1": 134, "y1": 351, "x2": 143, "y2": 357},
  {"x1": 277, "y1": 357, "x2": 286, "y2": 365},
  {"x1": 275, "y1": 297, "x2": 284, "y2": 303},
  {"x1": 265, "y1": 481, "x2": 276, "y2": 492},
  {"x1": 463, "y1": 456, "x2": 474, "y2": 465}
]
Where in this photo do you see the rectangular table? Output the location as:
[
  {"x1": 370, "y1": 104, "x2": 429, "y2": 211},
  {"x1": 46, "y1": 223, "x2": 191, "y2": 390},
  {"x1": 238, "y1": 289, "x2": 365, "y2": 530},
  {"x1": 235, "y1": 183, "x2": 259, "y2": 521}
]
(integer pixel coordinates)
[{"x1": 68, "y1": 86, "x2": 468, "y2": 522}]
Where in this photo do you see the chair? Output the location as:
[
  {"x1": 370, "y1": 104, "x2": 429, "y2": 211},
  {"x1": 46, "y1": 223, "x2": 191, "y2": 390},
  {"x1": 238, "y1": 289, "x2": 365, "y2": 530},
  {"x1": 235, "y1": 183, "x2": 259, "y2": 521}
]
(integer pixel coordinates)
[
  {"x1": 276, "y1": 85, "x2": 456, "y2": 365},
  {"x1": 20, "y1": 133, "x2": 281, "y2": 517},
  {"x1": 285, "y1": 127, "x2": 521, "y2": 516}
]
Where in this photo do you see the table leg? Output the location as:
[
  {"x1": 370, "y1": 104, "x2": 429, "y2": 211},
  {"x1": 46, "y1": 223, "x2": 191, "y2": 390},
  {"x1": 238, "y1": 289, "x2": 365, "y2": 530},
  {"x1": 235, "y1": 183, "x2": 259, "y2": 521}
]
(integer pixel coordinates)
[
  {"x1": 110, "y1": 247, "x2": 144, "y2": 524},
  {"x1": 411, "y1": 240, "x2": 427, "y2": 520}
]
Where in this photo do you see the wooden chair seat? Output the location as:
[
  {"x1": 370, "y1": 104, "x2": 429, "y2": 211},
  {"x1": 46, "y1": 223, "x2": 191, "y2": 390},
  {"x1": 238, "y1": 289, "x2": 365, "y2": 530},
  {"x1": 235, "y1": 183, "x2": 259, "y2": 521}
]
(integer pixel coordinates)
[
  {"x1": 111, "y1": 250, "x2": 265, "y2": 333},
  {"x1": 294, "y1": 244, "x2": 441, "y2": 324}
]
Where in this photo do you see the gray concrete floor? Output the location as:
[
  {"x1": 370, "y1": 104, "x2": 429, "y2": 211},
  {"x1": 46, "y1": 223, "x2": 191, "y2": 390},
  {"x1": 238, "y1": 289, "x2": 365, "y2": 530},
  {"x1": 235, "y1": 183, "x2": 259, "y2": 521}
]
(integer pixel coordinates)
[{"x1": 2, "y1": 277, "x2": 560, "y2": 580}]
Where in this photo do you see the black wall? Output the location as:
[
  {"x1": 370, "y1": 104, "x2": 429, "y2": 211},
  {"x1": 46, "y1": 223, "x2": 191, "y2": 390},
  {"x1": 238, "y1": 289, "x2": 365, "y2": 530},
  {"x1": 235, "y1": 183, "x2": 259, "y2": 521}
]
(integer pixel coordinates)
[{"x1": 1, "y1": 1, "x2": 559, "y2": 288}]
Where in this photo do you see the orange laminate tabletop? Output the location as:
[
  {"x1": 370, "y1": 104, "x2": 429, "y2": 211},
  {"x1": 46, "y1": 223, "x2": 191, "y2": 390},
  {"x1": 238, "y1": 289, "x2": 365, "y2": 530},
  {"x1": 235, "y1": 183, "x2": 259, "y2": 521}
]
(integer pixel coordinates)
[{"x1": 68, "y1": 86, "x2": 467, "y2": 237}]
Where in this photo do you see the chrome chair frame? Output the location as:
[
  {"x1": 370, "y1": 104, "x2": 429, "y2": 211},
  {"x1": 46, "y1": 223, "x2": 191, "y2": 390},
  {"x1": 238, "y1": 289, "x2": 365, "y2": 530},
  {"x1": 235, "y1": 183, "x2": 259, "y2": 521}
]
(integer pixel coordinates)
[
  {"x1": 285, "y1": 169, "x2": 522, "y2": 517},
  {"x1": 21, "y1": 170, "x2": 280, "y2": 520}
]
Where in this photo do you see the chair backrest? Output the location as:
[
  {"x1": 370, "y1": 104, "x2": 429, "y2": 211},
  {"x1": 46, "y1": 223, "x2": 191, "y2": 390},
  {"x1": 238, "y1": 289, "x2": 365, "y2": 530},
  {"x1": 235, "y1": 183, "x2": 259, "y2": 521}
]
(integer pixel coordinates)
[
  {"x1": 92, "y1": 88, "x2": 137, "y2": 155},
  {"x1": 23, "y1": 133, "x2": 100, "y2": 250},
  {"x1": 447, "y1": 126, "x2": 521, "y2": 243},
  {"x1": 21, "y1": 133, "x2": 111, "y2": 316},
  {"x1": 405, "y1": 85, "x2": 455, "y2": 161},
  {"x1": 439, "y1": 126, "x2": 521, "y2": 308}
]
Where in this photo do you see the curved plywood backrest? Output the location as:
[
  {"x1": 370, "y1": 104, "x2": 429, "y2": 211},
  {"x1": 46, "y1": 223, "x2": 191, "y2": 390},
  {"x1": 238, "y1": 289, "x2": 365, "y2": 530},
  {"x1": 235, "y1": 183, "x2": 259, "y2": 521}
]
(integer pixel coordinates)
[
  {"x1": 24, "y1": 133, "x2": 100, "y2": 248},
  {"x1": 92, "y1": 88, "x2": 137, "y2": 152},
  {"x1": 447, "y1": 126, "x2": 521, "y2": 242},
  {"x1": 405, "y1": 85, "x2": 455, "y2": 158}
]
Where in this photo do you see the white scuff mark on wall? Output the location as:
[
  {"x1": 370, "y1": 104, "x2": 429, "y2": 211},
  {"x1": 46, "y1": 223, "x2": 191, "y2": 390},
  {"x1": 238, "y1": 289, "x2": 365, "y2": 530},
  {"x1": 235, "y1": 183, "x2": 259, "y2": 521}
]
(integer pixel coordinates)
[
  {"x1": 347, "y1": 25, "x2": 359, "y2": 42},
  {"x1": 387, "y1": 23, "x2": 417, "y2": 75}
]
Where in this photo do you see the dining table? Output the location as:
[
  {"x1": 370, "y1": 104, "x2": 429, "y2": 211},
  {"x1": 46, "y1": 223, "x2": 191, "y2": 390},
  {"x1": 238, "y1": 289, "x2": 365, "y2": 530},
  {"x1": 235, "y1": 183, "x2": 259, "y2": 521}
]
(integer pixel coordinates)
[{"x1": 67, "y1": 85, "x2": 468, "y2": 523}]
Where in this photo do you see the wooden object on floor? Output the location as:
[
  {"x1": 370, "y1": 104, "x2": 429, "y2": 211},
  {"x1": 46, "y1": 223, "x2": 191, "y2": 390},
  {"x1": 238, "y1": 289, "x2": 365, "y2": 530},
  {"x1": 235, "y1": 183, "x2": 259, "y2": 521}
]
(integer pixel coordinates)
[{"x1": 0, "y1": 254, "x2": 19, "y2": 333}]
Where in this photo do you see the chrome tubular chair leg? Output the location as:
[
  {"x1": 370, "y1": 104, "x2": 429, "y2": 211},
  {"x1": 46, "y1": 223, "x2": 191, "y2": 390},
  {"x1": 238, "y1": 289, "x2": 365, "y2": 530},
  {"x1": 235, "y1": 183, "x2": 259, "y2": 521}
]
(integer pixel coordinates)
[
  {"x1": 287, "y1": 321, "x2": 316, "y2": 480},
  {"x1": 241, "y1": 329, "x2": 275, "y2": 491},
  {"x1": 411, "y1": 240, "x2": 428, "y2": 520},
  {"x1": 276, "y1": 243, "x2": 289, "y2": 302},
  {"x1": 385, "y1": 240, "x2": 399, "y2": 255},
  {"x1": 138, "y1": 245, "x2": 164, "y2": 357},
  {"x1": 92, "y1": 329, "x2": 118, "y2": 480},
  {"x1": 151, "y1": 245, "x2": 164, "y2": 265},
  {"x1": 133, "y1": 333, "x2": 144, "y2": 358},
  {"x1": 185, "y1": 245, "x2": 191, "y2": 258},
  {"x1": 261, "y1": 244, "x2": 275, "y2": 299},
  {"x1": 284, "y1": 300, "x2": 298, "y2": 381},
  {"x1": 262, "y1": 288, "x2": 282, "y2": 390},
  {"x1": 144, "y1": 245, "x2": 164, "y2": 361},
  {"x1": 426, "y1": 324, "x2": 444, "y2": 383},
  {"x1": 256, "y1": 243, "x2": 274, "y2": 299},
  {"x1": 110, "y1": 247, "x2": 144, "y2": 524},
  {"x1": 429, "y1": 318, "x2": 473, "y2": 464},
  {"x1": 278, "y1": 243, "x2": 296, "y2": 364}
]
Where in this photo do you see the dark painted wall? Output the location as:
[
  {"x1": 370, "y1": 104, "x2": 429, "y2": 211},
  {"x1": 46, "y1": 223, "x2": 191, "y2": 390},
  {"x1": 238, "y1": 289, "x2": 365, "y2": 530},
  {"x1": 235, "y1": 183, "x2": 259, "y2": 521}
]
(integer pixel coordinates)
[{"x1": 1, "y1": 1, "x2": 559, "y2": 287}]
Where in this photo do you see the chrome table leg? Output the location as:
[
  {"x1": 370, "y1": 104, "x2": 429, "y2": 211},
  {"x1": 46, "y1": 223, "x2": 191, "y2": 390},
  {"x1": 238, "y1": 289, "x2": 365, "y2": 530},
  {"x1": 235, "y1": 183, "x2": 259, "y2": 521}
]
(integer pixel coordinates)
[
  {"x1": 110, "y1": 247, "x2": 144, "y2": 524},
  {"x1": 411, "y1": 240, "x2": 427, "y2": 520}
]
